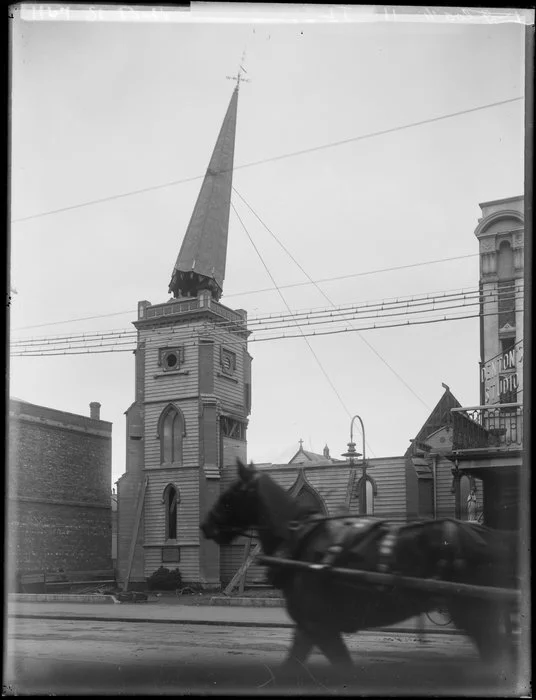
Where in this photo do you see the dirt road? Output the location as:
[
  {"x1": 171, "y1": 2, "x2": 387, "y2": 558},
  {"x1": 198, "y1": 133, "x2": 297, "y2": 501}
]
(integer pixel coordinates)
[{"x1": 5, "y1": 616, "x2": 525, "y2": 695}]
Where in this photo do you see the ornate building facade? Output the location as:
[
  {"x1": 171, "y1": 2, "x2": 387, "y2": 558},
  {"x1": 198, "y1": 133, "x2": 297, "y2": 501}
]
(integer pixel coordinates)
[{"x1": 450, "y1": 196, "x2": 524, "y2": 531}]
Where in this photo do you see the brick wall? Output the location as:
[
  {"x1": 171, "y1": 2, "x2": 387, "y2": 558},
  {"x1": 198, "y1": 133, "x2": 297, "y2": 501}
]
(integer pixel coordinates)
[
  {"x1": 7, "y1": 400, "x2": 112, "y2": 579},
  {"x1": 9, "y1": 502, "x2": 112, "y2": 572},
  {"x1": 9, "y1": 411, "x2": 111, "y2": 506}
]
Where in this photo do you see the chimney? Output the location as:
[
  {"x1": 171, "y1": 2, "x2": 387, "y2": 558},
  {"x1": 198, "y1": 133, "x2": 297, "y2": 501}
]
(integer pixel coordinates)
[{"x1": 90, "y1": 402, "x2": 101, "y2": 420}]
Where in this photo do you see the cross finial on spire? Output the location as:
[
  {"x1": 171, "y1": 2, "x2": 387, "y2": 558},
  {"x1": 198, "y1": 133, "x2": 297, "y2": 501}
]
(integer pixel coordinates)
[
  {"x1": 226, "y1": 49, "x2": 251, "y2": 90},
  {"x1": 299, "y1": 438, "x2": 304, "y2": 450}
]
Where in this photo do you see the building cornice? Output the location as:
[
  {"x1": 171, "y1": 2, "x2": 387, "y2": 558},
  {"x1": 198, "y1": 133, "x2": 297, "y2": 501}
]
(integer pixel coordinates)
[
  {"x1": 9, "y1": 411, "x2": 112, "y2": 438},
  {"x1": 475, "y1": 210, "x2": 524, "y2": 237}
]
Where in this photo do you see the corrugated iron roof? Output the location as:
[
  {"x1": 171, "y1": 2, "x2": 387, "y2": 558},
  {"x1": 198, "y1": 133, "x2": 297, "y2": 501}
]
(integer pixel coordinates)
[{"x1": 168, "y1": 86, "x2": 239, "y2": 301}]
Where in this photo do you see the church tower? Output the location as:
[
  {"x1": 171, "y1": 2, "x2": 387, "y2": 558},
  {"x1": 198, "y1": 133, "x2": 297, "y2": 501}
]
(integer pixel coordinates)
[{"x1": 117, "y1": 82, "x2": 252, "y2": 588}]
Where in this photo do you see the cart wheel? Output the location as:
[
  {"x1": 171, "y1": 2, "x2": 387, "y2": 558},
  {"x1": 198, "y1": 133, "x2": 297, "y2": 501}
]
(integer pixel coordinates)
[{"x1": 425, "y1": 608, "x2": 453, "y2": 626}]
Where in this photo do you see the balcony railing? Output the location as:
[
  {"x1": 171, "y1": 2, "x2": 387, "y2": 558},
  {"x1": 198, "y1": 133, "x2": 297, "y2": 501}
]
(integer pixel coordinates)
[{"x1": 451, "y1": 404, "x2": 523, "y2": 451}]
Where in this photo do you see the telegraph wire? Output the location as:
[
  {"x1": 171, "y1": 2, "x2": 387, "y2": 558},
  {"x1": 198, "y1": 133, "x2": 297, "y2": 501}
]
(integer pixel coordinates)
[
  {"x1": 231, "y1": 189, "x2": 521, "y2": 411},
  {"x1": 11, "y1": 306, "x2": 521, "y2": 355},
  {"x1": 233, "y1": 187, "x2": 432, "y2": 410},
  {"x1": 252, "y1": 309, "x2": 509, "y2": 343},
  {"x1": 11, "y1": 253, "x2": 480, "y2": 331},
  {"x1": 11, "y1": 307, "x2": 514, "y2": 356},
  {"x1": 230, "y1": 201, "x2": 362, "y2": 444},
  {"x1": 12, "y1": 280, "x2": 522, "y2": 340},
  {"x1": 224, "y1": 254, "x2": 480, "y2": 299},
  {"x1": 11, "y1": 96, "x2": 523, "y2": 224},
  {"x1": 11, "y1": 287, "x2": 524, "y2": 349}
]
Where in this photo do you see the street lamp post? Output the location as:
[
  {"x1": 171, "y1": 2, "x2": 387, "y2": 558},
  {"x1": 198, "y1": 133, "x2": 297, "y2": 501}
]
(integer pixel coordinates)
[{"x1": 342, "y1": 414, "x2": 367, "y2": 514}]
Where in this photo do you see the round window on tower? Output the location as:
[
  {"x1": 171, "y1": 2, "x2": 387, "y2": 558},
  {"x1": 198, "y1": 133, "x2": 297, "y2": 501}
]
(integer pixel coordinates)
[
  {"x1": 166, "y1": 353, "x2": 178, "y2": 369},
  {"x1": 159, "y1": 347, "x2": 184, "y2": 372}
]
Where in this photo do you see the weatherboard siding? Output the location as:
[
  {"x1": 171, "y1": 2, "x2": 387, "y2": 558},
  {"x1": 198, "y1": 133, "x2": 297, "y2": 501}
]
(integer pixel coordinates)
[
  {"x1": 143, "y1": 341, "x2": 199, "y2": 402},
  {"x1": 145, "y1": 545, "x2": 199, "y2": 582},
  {"x1": 211, "y1": 326, "x2": 247, "y2": 414},
  {"x1": 143, "y1": 469, "x2": 200, "y2": 546},
  {"x1": 435, "y1": 456, "x2": 456, "y2": 519},
  {"x1": 364, "y1": 457, "x2": 407, "y2": 522},
  {"x1": 144, "y1": 402, "x2": 199, "y2": 467},
  {"x1": 303, "y1": 467, "x2": 352, "y2": 513},
  {"x1": 221, "y1": 542, "x2": 247, "y2": 583},
  {"x1": 222, "y1": 437, "x2": 247, "y2": 469}
]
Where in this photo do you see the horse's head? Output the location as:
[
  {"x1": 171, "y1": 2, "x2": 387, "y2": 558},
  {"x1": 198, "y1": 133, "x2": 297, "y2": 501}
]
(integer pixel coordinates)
[{"x1": 200, "y1": 459, "x2": 260, "y2": 545}]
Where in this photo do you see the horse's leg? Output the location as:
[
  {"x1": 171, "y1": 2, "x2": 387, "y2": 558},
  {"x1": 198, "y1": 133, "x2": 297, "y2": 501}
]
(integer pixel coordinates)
[
  {"x1": 309, "y1": 628, "x2": 353, "y2": 668},
  {"x1": 281, "y1": 626, "x2": 315, "y2": 672},
  {"x1": 449, "y1": 601, "x2": 514, "y2": 678}
]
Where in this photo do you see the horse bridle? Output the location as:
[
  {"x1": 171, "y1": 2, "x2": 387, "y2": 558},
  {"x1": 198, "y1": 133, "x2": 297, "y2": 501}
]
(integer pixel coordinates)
[{"x1": 206, "y1": 473, "x2": 262, "y2": 539}]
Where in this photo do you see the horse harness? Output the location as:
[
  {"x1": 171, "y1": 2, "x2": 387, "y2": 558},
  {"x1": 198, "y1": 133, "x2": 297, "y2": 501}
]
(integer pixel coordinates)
[
  {"x1": 269, "y1": 515, "x2": 395, "y2": 587},
  {"x1": 269, "y1": 516, "x2": 473, "y2": 588}
]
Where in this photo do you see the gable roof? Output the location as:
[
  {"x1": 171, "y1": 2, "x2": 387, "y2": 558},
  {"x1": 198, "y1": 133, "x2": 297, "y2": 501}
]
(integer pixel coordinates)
[
  {"x1": 405, "y1": 386, "x2": 461, "y2": 458},
  {"x1": 289, "y1": 448, "x2": 327, "y2": 464},
  {"x1": 288, "y1": 442, "x2": 344, "y2": 465}
]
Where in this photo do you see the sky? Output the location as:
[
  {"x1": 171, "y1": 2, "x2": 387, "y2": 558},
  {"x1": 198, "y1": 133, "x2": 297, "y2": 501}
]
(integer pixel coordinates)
[{"x1": 9, "y1": 5, "x2": 530, "y2": 488}]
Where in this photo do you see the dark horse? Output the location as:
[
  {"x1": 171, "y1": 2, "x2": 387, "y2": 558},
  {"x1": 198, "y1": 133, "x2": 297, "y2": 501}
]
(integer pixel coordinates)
[{"x1": 201, "y1": 460, "x2": 519, "y2": 672}]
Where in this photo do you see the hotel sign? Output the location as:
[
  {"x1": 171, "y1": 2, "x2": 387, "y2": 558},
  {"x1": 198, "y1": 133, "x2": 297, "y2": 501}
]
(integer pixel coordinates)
[{"x1": 480, "y1": 340, "x2": 523, "y2": 404}]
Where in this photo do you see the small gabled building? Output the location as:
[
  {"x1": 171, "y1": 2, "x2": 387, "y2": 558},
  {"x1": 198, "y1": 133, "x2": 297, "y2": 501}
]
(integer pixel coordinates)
[{"x1": 404, "y1": 385, "x2": 462, "y2": 522}]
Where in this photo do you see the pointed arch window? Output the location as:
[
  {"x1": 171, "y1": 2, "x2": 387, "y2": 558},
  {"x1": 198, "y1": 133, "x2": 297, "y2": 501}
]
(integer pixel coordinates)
[
  {"x1": 295, "y1": 485, "x2": 327, "y2": 516},
  {"x1": 163, "y1": 484, "x2": 179, "y2": 540},
  {"x1": 158, "y1": 405, "x2": 185, "y2": 465},
  {"x1": 288, "y1": 471, "x2": 328, "y2": 516},
  {"x1": 354, "y1": 475, "x2": 377, "y2": 515},
  {"x1": 364, "y1": 479, "x2": 374, "y2": 515}
]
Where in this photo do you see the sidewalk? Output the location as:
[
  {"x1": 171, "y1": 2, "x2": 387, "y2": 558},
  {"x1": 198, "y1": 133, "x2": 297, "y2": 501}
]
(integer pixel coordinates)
[{"x1": 7, "y1": 596, "x2": 460, "y2": 635}]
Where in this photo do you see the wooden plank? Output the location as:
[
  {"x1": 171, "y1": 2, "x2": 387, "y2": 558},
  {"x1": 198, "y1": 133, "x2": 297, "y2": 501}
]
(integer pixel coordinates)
[
  {"x1": 256, "y1": 555, "x2": 520, "y2": 604},
  {"x1": 224, "y1": 540, "x2": 261, "y2": 596},
  {"x1": 123, "y1": 477, "x2": 148, "y2": 592},
  {"x1": 22, "y1": 569, "x2": 114, "y2": 579},
  {"x1": 238, "y1": 537, "x2": 252, "y2": 595},
  {"x1": 45, "y1": 580, "x2": 115, "y2": 588}
]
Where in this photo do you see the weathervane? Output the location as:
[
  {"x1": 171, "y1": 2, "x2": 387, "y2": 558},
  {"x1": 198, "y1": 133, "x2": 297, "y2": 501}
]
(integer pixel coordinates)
[{"x1": 226, "y1": 49, "x2": 251, "y2": 89}]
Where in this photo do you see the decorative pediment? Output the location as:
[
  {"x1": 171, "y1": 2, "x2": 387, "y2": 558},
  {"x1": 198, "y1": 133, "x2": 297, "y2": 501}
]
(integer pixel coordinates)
[{"x1": 499, "y1": 322, "x2": 515, "y2": 333}]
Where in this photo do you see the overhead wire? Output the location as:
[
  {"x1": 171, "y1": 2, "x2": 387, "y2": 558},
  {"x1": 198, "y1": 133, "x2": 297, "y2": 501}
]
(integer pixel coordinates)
[
  {"x1": 230, "y1": 201, "x2": 360, "y2": 439},
  {"x1": 224, "y1": 253, "x2": 479, "y2": 299},
  {"x1": 11, "y1": 96, "x2": 523, "y2": 224},
  {"x1": 10, "y1": 306, "x2": 520, "y2": 357},
  {"x1": 233, "y1": 187, "x2": 433, "y2": 409},
  {"x1": 11, "y1": 286, "x2": 523, "y2": 350},
  {"x1": 11, "y1": 252, "x2": 480, "y2": 332},
  {"x1": 11, "y1": 284, "x2": 522, "y2": 348},
  {"x1": 231, "y1": 189, "x2": 522, "y2": 411},
  {"x1": 11, "y1": 281, "x2": 522, "y2": 343}
]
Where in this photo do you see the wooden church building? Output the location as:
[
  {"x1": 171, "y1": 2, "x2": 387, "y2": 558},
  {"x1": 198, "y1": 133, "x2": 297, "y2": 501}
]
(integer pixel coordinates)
[{"x1": 116, "y1": 79, "x2": 522, "y2": 588}]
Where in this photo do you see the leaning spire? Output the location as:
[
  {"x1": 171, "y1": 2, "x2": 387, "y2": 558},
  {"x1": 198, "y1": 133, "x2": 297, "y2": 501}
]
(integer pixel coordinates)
[{"x1": 168, "y1": 75, "x2": 245, "y2": 301}]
